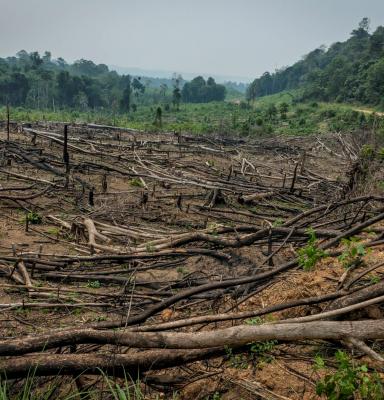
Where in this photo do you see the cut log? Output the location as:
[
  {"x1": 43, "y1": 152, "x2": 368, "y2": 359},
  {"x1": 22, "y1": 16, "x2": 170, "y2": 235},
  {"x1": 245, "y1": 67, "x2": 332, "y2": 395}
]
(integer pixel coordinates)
[{"x1": 1, "y1": 320, "x2": 384, "y2": 357}]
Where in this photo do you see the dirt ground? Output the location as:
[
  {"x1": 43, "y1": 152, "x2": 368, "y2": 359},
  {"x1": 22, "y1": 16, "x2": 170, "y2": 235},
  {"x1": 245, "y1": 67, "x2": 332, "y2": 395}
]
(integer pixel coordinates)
[{"x1": 1, "y1": 123, "x2": 384, "y2": 399}]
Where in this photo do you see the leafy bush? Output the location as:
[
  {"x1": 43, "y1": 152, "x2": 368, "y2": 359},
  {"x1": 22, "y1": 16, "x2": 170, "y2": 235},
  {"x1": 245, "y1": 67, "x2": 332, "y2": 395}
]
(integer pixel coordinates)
[
  {"x1": 360, "y1": 144, "x2": 375, "y2": 159},
  {"x1": 315, "y1": 350, "x2": 384, "y2": 400},
  {"x1": 250, "y1": 340, "x2": 278, "y2": 357},
  {"x1": 25, "y1": 211, "x2": 42, "y2": 225},
  {"x1": 298, "y1": 228, "x2": 327, "y2": 271},
  {"x1": 129, "y1": 178, "x2": 144, "y2": 188},
  {"x1": 272, "y1": 218, "x2": 284, "y2": 227},
  {"x1": 87, "y1": 280, "x2": 101, "y2": 288},
  {"x1": 338, "y1": 237, "x2": 366, "y2": 269}
]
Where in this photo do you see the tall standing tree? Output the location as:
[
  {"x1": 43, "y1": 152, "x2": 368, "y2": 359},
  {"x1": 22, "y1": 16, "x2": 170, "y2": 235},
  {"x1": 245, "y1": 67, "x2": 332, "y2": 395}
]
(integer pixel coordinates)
[
  {"x1": 351, "y1": 18, "x2": 370, "y2": 40},
  {"x1": 132, "y1": 77, "x2": 145, "y2": 108},
  {"x1": 172, "y1": 74, "x2": 182, "y2": 111},
  {"x1": 369, "y1": 26, "x2": 384, "y2": 56},
  {"x1": 120, "y1": 75, "x2": 132, "y2": 112},
  {"x1": 42, "y1": 51, "x2": 52, "y2": 64},
  {"x1": 29, "y1": 52, "x2": 43, "y2": 69},
  {"x1": 160, "y1": 83, "x2": 168, "y2": 101}
]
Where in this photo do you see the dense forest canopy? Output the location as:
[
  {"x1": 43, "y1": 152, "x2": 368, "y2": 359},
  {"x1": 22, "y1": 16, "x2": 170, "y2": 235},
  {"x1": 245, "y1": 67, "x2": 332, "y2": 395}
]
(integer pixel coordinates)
[
  {"x1": 181, "y1": 76, "x2": 226, "y2": 103},
  {"x1": 247, "y1": 19, "x2": 384, "y2": 107},
  {"x1": 0, "y1": 51, "x2": 232, "y2": 111}
]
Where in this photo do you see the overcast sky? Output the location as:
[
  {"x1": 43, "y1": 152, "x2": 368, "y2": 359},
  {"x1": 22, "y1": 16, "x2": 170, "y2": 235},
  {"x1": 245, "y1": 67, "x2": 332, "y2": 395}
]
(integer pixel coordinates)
[{"x1": 1, "y1": 0, "x2": 383, "y2": 81}]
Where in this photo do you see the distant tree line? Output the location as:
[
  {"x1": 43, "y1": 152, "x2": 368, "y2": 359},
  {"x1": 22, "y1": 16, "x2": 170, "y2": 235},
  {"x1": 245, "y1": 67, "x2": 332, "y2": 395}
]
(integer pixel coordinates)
[
  {"x1": 0, "y1": 51, "x2": 233, "y2": 112},
  {"x1": 0, "y1": 51, "x2": 143, "y2": 111},
  {"x1": 247, "y1": 19, "x2": 384, "y2": 107}
]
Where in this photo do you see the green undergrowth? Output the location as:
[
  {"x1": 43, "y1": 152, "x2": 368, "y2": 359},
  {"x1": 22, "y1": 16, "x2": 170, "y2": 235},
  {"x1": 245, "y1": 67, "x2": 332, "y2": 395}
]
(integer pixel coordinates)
[
  {"x1": 0, "y1": 370, "x2": 180, "y2": 400},
  {"x1": 2, "y1": 93, "x2": 384, "y2": 137},
  {"x1": 298, "y1": 228, "x2": 327, "y2": 271},
  {"x1": 314, "y1": 351, "x2": 384, "y2": 400}
]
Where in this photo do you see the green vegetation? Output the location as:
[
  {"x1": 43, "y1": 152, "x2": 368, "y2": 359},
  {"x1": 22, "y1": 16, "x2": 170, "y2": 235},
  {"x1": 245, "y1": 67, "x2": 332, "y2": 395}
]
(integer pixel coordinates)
[
  {"x1": 247, "y1": 317, "x2": 278, "y2": 362},
  {"x1": 0, "y1": 371, "x2": 162, "y2": 400},
  {"x1": 46, "y1": 227, "x2": 60, "y2": 236},
  {"x1": 86, "y1": 280, "x2": 101, "y2": 289},
  {"x1": 176, "y1": 266, "x2": 189, "y2": 276},
  {"x1": 225, "y1": 338, "x2": 278, "y2": 369},
  {"x1": 378, "y1": 147, "x2": 384, "y2": 160},
  {"x1": 24, "y1": 211, "x2": 42, "y2": 225},
  {"x1": 206, "y1": 393, "x2": 221, "y2": 400},
  {"x1": 102, "y1": 373, "x2": 145, "y2": 400},
  {"x1": 145, "y1": 243, "x2": 156, "y2": 253},
  {"x1": 245, "y1": 316, "x2": 264, "y2": 325},
  {"x1": 272, "y1": 217, "x2": 284, "y2": 227},
  {"x1": 129, "y1": 178, "x2": 144, "y2": 188},
  {"x1": 378, "y1": 181, "x2": 384, "y2": 191},
  {"x1": 338, "y1": 237, "x2": 367, "y2": 269},
  {"x1": 3, "y1": 39, "x2": 384, "y2": 138},
  {"x1": 314, "y1": 350, "x2": 384, "y2": 400},
  {"x1": 370, "y1": 275, "x2": 380, "y2": 284},
  {"x1": 360, "y1": 144, "x2": 375, "y2": 159},
  {"x1": 3, "y1": 94, "x2": 383, "y2": 137},
  {"x1": 0, "y1": 377, "x2": 57, "y2": 400},
  {"x1": 249, "y1": 340, "x2": 278, "y2": 359},
  {"x1": 225, "y1": 317, "x2": 278, "y2": 370},
  {"x1": 181, "y1": 76, "x2": 226, "y2": 103},
  {"x1": 0, "y1": 51, "x2": 233, "y2": 112},
  {"x1": 298, "y1": 228, "x2": 327, "y2": 271},
  {"x1": 225, "y1": 346, "x2": 249, "y2": 369},
  {"x1": 247, "y1": 19, "x2": 384, "y2": 109}
]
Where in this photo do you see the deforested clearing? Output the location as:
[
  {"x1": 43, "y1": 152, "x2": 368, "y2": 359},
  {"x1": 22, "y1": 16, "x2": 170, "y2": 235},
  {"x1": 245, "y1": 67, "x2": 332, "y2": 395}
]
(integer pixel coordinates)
[
  {"x1": 2, "y1": 5, "x2": 384, "y2": 399},
  {"x1": 1, "y1": 121, "x2": 384, "y2": 399}
]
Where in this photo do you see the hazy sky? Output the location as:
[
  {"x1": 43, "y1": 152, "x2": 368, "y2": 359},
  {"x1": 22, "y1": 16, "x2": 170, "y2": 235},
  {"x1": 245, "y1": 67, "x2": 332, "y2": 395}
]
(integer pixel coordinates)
[{"x1": 1, "y1": 0, "x2": 384, "y2": 81}]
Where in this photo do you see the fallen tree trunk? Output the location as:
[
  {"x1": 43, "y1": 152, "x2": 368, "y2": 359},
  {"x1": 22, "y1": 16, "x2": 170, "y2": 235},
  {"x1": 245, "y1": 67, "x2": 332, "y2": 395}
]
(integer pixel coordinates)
[
  {"x1": 2, "y1": 320, "x2": 384, "y2": 357},
  {"x1": 0, "y1": 185, "x2": 51, "y2": 200},
  {"x1": 0, "y1": 348, "x2": 223, "y2": 378},
  {"x1": 135, "y1": 289, "x2": 346, "y2": 331},
  {"x1": 328, "y1": 280, "x2": 384, "y2": 311}
]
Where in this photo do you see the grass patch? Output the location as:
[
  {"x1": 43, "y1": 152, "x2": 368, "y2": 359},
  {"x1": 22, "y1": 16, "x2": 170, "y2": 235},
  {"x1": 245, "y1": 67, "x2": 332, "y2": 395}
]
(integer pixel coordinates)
[{"x1": 3, "y1": 94, "x2": 383, "y2": 137}]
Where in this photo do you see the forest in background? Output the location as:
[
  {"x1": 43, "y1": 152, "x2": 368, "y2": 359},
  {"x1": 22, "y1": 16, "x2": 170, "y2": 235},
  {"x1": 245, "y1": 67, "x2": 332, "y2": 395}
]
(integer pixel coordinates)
[
  {"x1": 247, "y1": 19, "x2": 384, "y2": 108},
  {"x1": 0, "y1": 51, "x2": 233, "y2": 111},
  {"x1": 2, "y1": 19, "x2": 384, "y2": 119},
  {"x1": 1, "y1": 18, "x2": 384, "y2": 139}
]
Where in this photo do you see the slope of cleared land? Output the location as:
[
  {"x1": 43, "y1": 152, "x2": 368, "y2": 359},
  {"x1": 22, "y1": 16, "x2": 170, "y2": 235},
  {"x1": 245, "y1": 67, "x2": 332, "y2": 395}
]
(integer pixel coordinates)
[{"x1": 1, "y1": 122, "x2": 384, "y2": 399}]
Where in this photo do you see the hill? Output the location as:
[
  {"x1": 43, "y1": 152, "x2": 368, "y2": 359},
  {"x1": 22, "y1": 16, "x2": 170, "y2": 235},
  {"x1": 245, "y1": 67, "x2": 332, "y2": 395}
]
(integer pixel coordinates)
[{"x1": 247, "y1": 18, "x2": 384, "y2": 108}]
